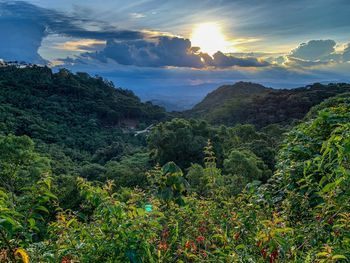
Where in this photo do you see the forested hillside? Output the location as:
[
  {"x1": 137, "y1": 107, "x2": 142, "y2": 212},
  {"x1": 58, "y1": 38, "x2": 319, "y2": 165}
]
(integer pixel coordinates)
[
  {"x1": 0, "y1": 67, "x2": 349, "y2": 262},
  {"x1": 0, "y1": 66, "x2": 166, "y2": 147},
  {"x1": 186, "y1": 82, "x2": 350, "y2": 127}
]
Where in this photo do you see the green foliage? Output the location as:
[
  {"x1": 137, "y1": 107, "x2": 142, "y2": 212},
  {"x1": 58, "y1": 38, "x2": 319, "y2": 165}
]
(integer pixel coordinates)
[
  {"x1": 0, "y1": 67, "x2": 349, "y2": 262},
  {"x1": 223, "y1": 149, "x2": 267, "y2": 195},
  {"x1": 148, "y1": 118, "x2": 214, "y2": 169},
  {"x1": 147, "y1": 162, "x2": 189, "y2": 206},
  {"x1": 104, "y1": 152, "x2": 151, "y2": 188},
  {"x1": 0, "y1": 66, "x2": 168, "y2": 216},
  {"x1": 44, "y1": 178, "x2": 164, "y2": 263},
  {"x1": 187, "y1": 81, "x2": 350, "y2": 128},
  {"x1": 0, "y1": 134, "x2": 51, "y2": 195},
  {"x1": 187, "y1": 140, "x2": 224, "y2": 198},
  {"x1": 0, "y1": 135, "x2": 56, "y2": 262}
]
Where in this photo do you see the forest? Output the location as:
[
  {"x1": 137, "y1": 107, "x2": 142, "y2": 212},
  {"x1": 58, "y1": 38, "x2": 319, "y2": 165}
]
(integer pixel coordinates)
[{"x1": 0, "y1": 66, "x2": 349, "y2": 262}]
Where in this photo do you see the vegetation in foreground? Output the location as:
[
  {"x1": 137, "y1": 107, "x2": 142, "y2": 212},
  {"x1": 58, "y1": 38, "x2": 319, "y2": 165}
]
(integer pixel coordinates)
[{"x1": 0, "y1": 66, "x2": 349, "y2": 262}]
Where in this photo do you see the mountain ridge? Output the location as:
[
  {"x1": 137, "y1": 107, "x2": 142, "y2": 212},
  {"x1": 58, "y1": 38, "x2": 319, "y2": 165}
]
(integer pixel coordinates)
[{"x1": 185, "y1": 81, "x2": 350, "y2": 127}]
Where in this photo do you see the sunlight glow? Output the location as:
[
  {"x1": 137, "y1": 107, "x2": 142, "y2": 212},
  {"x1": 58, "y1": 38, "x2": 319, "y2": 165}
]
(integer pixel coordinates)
[{"x1": 190, "y1": 23, "x2": 233, "y2": 55}]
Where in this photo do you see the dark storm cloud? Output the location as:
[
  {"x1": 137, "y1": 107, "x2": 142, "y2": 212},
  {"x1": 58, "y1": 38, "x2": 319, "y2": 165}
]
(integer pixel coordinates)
[
  {"x1": 210, "y1": 51, "x2": 270, "y2": 67},
  {"x1": 0, "y1": 1, "x2": 271, "y2": 68},
  {"x1": 78, "y1": 37, "x2": 271, "y2": 68},
  {"x1": 0, "y1": 1, "x2": 143, "y2": 63},
  {"x1": 0, "y1": 1, "x2": 143, "y2": 39}
]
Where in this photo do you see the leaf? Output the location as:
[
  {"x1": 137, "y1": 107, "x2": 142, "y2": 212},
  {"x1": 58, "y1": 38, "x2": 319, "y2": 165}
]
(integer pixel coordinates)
[
  {"x1": 319, "y1": 182, "x2": 335, "y2": 194},
  {"x1": 235, "y1": 244, "x2": 246, "y2": 250},
  {"x1": 0, "y1": 216, "x2": 17, "y2": 226},
  {"x1": 34, "y1": 205, "x2": 49, "y2": 214},
  {"x1": 28, "y1": 218, "x2": 36, "y2": 229},
  {"x1": 44, "y1": 191, "x2": 58, "y2": 200},
  {"x1": 332, "y1": 255, "x2": 347, "y2": 260},
  {"x1": 15, "y1": 248, "x2": 30, "y2": 263},
  {"x1": 67, "y1": 218, "x2": 76, "y2": 227}
]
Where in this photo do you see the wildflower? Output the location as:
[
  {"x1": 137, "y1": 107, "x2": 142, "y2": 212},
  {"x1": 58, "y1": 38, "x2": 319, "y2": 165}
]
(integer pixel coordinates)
[
  {"x1": 61, "y1": 257, "x2": 71, "y2": 263},
  {"x1": 261, "y1": 248, "x2": 267, "y2": 259},
  {"x1": 185, "y1": 241, "x2": 192, "y2": 249},
  {"x1": 202, "y1": 251, "x2": 208, "y2": 257},
  {"x1": 158, "y1": 242, "x2": 168, "y2": 251},
  {"x1": 234, "y1": 232, "x2": 240, "y2": 240},
  {"x1": 196, "y1": 235, "x2": 205, "y2": 242},
  {"x1": 269, "y1": 249, "x2": 279, "y2": 263},
  {"x1": 191, "y1": 243, "x2": 197, "y2": 252},
  {"x1": 198, "y1": 226, "x2": 206, "y2": 233}
]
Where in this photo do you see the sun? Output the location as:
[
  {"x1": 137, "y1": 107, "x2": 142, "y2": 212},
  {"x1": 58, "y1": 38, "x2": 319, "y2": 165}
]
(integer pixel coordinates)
[{"x1": 190, "y1": 23, "x2": 231, "y2": 55}]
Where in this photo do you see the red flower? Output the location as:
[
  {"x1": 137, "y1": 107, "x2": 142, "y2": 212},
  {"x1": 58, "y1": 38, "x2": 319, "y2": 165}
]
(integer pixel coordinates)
[
  {"x1": 196, "y1": 235, "x2": 205, "y2": 242},
  {"x1": 261, "y1": 248, "x2": 268, "y2": 259},
  {"x1": 198, "y1": 226, "x2": 206, "y2": 233},
  {"x1": 191, "y1": 242, "x2": 197, "y2": 252},
  {"x1": 202, "y1": 251, "x2": 208, "y2": 257},
  {"x1": 61, "y1": 257, "x2": 71, "y2": 263},
  {"x1": 234, "y1": 232, "x2": 240, "y2": 240},
  {"x1": 158, "y1": 242, "x2": 168, "y2": 251},
  {"x1": 185, "y1": 241, "x2": 192, "y2": 249},
  {"x1": 269, "y1": 249, "x2": 279, "y2": 263}
]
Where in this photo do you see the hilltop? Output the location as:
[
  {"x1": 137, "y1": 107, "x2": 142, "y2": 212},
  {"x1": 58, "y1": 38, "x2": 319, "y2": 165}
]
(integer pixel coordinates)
[
  {"x1": 0, "y1": 65, "x2": 166, "y2": 151},
  {"x1": 185, "y1": 81, "x2": 350, "y2": 127}
]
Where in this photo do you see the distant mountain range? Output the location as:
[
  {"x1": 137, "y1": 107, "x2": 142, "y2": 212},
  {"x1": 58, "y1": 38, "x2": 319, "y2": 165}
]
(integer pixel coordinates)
[{"x1": 184, "y1": 81, "x2": 350, "y2": 127}]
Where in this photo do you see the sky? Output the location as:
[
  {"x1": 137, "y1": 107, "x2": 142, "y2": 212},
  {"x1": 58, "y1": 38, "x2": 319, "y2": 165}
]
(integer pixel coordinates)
[{"x1": 1, "y1": 0, "x2": 350, "y2": 109}]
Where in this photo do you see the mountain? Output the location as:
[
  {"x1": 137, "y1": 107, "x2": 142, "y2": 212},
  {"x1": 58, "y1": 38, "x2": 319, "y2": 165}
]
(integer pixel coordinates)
[
  {"x1": 185, "y1": 81, "x2": 350, "y2": 127},
  {"x1": 0, "y1": 65, "x2": 166, "y2": 155}
]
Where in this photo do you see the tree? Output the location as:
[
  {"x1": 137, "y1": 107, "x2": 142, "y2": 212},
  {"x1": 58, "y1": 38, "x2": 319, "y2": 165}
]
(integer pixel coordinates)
[
  {"x1": 0, "y1": 135, "x2": 50, "y2": 198},
  {"x1": 148, "y1": 118, "x2": 214, "y2": 169},
  {"x1": 223, "y1": 149, "x2": 266, "y2": 195},
  {"x1": 187, "y1": 140, "x2": 224, "y2": 198},
  {"x1": 147, "y1": 162, "x2": 189, "y2": 206}
]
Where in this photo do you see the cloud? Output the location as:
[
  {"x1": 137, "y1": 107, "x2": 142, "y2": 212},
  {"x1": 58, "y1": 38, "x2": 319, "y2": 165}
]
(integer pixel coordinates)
[
  {"x1": 284, "y1": 56, "x2": 332, "y2": 68},
  {"x1": 0, "y1": 1, "x2": 270, "y2": 69},
  {"x1": 343, "y1": 44, "x2": 350, "y2": 61},
  {"x1": 210, "y1": 51, "x2": 270, "y2": 67},
  {"x1": 55, "y1": 39, "x2": 106, "y2": 52},
  {"x1": 289, "y1": 40, "x2": 337, "y2": 61},
  {"x1": 74, "y1": 37, "x2": 271, "y2": 68},
  {"x1": 84, "y1": 37, "x2": 204, "y2": 68},
  {"x1": 0, "y1": 1, "x2": 144, "y2": 63}
]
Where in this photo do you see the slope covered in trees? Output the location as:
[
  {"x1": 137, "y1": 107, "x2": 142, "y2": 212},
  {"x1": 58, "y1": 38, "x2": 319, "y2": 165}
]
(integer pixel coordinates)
[
  {"x1": 186, "y1": 82, "x2": 350, "y2": 127},
  {"x1": 0, "y1": 66, "x2": 166, "y2": 150},
  {"x1": 0, "y1": 67, "x2": 349, "y2": 262},
  {"x1": 0, "y1": 92, "x2": 349, "y2": 262}
]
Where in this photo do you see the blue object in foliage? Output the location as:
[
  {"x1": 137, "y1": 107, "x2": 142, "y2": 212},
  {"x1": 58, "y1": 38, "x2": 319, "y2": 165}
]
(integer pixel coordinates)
[{"x1": 145, "y1": 204, "x2": 153, "y2": 212}]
